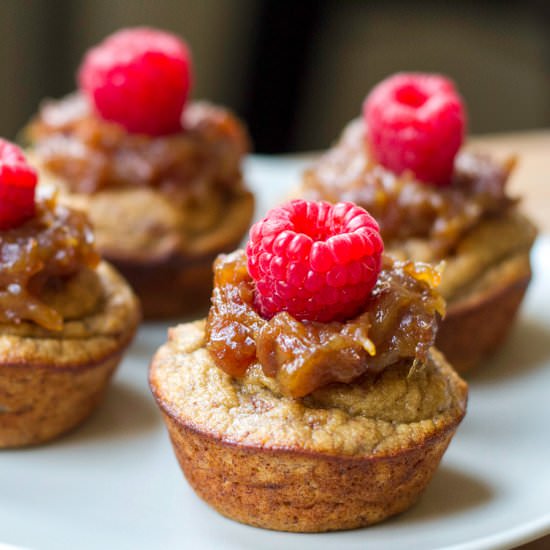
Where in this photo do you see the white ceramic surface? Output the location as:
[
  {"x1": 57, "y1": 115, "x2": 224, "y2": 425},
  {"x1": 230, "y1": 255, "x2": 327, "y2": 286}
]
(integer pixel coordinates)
[{"x1": 1, "y1": 157, "x2": 549, "y2": 550}]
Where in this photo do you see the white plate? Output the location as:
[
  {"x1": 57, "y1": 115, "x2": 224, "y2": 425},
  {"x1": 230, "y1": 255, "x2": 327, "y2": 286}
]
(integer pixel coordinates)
[{"x1": 1, "y1": 157, "x2": 550, "y2": 550}]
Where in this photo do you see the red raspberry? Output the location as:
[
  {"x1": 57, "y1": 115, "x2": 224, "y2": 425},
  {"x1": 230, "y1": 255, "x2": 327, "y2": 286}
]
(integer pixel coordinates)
[
  {"x1": 363, "y1": 73, "x2": 466, "y2": 186},
  {"x1": 246, "y1": 200, "x2": 384, "y2": 322},
  {"x1": 0, "y1": 139, "x2": 38, "y2": 230},
  {"x1": 78, "y1": 27, "x2": 192, "y2": 136}
]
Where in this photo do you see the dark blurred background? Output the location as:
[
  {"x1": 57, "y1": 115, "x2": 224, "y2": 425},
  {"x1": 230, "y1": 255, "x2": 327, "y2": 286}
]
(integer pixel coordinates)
[{"x1": 1, "y1": 0, "x2": 549, "y2": 153}]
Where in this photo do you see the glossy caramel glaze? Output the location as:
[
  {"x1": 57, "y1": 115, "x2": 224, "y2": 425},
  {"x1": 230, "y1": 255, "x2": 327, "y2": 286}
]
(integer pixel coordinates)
[
  {"x1": 301, "y1": 120, "x2": 515, "y2": 260},
  {"x1": 206, "y1": 250, "x2": 444, "y2": 397},
  {"x1": 0, "y1": 196, "x2": 99, "y2": 331},
  {"x1": 26, "y1": 93, "x2": 249, "y2": 203}
]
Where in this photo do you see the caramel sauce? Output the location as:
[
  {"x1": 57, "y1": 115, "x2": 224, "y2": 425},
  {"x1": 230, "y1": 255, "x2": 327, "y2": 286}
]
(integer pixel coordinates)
[
  {"x1": 0, "y1": 196, "x2": 99, "y2": 330},
  {"x1": 26, "y1": 94, "x2": 249, "y2": 204},
  {"x1": 206, "y1": 250, "x2": 444, "y2": 398},
  {"x1": 301, "y1": 120, "x2": 514, "y2": 259}
]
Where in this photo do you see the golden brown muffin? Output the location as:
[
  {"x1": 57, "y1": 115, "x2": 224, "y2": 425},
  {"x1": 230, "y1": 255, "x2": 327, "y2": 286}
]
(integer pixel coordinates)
[
  {"x1": 150, "y1": 244, "x2": 468, "y2": 532},
  {"x1": 433, "y1": 211, "x2": 534, "y2": 371},
  {"x1": 0, "y1": 197, "x2": 140, "y2": 447},
  {"x1": 299, "y1": 120, "x2": 537, "y2": 372},
  {"x1": 25, "y1": 95, "x2": 254, "y2": 318},
  {"x1": 150, "y1": 321, "x2": 467, "y2": 532}
]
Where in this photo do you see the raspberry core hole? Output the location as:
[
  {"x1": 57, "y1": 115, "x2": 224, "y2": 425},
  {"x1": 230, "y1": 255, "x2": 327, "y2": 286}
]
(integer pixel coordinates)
[
  {"x1": 394, "y1": 84, "x2": 428, "y2": 108},
  {"x1": 289, "y1": 207, "x2": 348, "y2": 242}
]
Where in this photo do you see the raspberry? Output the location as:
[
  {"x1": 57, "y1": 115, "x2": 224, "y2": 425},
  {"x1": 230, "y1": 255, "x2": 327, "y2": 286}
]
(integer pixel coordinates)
[
  {"x1": 0, "y1": 139, "x2": 38, "y2": 230},
  {"x1": 78, "y1": 27, "x2": 192, "y2": 136},
  {"x1": 246, "y1": 200, "x2": 384, "y2": 322},
  {"x1": 364, "y1": 73, "x2": 466, "y2": 186}
]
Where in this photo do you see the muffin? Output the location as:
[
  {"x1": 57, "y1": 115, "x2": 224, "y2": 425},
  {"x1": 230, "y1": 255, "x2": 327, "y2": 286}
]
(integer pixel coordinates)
[
  {"x1": 150, "y1": 200, "x2": 468, "y2": 532},
  {"x1": 25, "y1": 27, "x2": 254, "y2": 318},
  {"x1": 0, "y1": 139, "x2": 140, "y2": 447},
  {"x1": 298, "y1": 73, "x2": 537, "y2": 372}
]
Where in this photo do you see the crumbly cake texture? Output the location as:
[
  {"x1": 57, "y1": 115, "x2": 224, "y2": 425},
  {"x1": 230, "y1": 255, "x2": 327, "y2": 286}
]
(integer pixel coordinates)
[
  {"x1": 438, "y1": 250, "x2": 532, "y2": 372},
  {"x1": 71, "y1": 186, "x2": 253, "y2": 318},
  {"x1": 436, "y1": 210, "x2": 535, "y2": 371},
  {"x1": 403, "y1": 211, "x2": 535, "y2": 303},
  {"x1": 0, "y1": 262, "x2": 140, "y2": 447},
  {"x1": 150, "y1": 321, "x2": 467, "y2": 531},
  {"x1": 393, "y1": 208, "x2": 535, "y2": 372},
  {"x1": 54, "y1": 186, "x2": 254, "y2": 263}
]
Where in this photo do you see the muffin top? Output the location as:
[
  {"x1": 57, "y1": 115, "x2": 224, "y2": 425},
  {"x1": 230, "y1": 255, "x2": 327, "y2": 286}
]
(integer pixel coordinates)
[
  {"x1": 151, "y1": 320, "x2": 467, "y2": 457},
  {"x1": 27, "y1": 95, "x2": 254, "y2": 262},
  {"x1": 206, "y1": 249, "x2": 444, "y2": 397},
  {"x1": 0, "y1": 139, "x2": 140, "y2": 365},
  {"x1": 0, "y1": 194, "x2": 99, "y2": 330},
  {"x1": 301, "y1": 119, "x2": 514, "y2": 261},
  {"x1": 297, "y1": 73, "x2": 539, "y2": 307},
  {"x1": 0, "y1": 262, "x2": 140, "y2": 367},
  {"x1": 0, "y1": 139, "x2": 112, "y2": 334},
  {"x1": 24, "y1": 29, "x2": 255, "y2": 265}
]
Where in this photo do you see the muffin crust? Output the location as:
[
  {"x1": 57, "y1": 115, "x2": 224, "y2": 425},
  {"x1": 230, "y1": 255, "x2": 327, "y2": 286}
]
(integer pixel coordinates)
[{"x1": 150, "y1": 321, "x2": 467, "y2": 531}]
